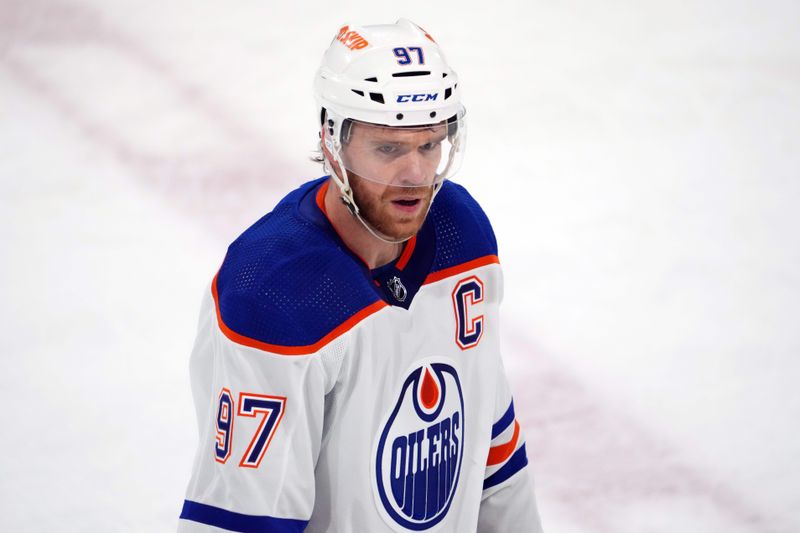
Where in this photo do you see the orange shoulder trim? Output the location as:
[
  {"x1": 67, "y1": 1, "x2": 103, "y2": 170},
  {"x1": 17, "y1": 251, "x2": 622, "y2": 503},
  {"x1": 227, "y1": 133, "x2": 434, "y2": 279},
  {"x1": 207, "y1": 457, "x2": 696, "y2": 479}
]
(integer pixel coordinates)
[
  {"x1": 211, "y1": 273, "x2": 387, "y2": 356},
  {"x1": 423, "y1": 254, "x2": 500, "y2": 285}
]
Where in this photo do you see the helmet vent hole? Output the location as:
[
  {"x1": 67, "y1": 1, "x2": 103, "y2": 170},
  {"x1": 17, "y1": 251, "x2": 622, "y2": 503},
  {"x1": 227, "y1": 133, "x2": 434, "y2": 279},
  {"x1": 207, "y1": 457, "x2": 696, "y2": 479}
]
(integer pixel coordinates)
[
  {"x1": 444, "y1": 87, "x2": 452, "y2": 100},
  {"x1": 430, "y1": 111, "x2": 437, "y2": 118},
  {"x1": 442, "y1": 72, "x2": 448, "y2": 78},
  {"x1": 396, "y1": 113, "x2": 404, "y2": 120},
  {"x1": 352, "y1": 89, "x2": 365, "y2": 97},
  {"x1": 369, "y1": 92, "x2": 385, "y2": 104},
  {"x1": 391, "y1": 70, "x2": 431, "y2": 78},
  {"x1": 364, "y1": 77, "x2": 378, "y2": 82}
]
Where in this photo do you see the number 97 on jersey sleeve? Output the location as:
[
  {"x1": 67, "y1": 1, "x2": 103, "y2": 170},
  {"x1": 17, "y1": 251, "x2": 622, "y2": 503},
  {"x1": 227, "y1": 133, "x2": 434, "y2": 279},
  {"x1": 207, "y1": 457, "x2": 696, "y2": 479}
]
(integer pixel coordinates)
[{"x1": 214, "y1": 388, "x2": 287, "y2": 469}]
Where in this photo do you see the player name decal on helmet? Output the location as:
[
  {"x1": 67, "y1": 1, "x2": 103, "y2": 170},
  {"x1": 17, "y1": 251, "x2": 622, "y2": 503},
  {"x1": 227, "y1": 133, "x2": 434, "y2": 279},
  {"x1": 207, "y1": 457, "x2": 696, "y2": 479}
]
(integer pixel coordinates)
[
  {"x1": 335, "y1": 25, "x2": 369, "y2": 50},
  {"x1": 373, "y1": 359, "x2": 465, "y2": 531}
]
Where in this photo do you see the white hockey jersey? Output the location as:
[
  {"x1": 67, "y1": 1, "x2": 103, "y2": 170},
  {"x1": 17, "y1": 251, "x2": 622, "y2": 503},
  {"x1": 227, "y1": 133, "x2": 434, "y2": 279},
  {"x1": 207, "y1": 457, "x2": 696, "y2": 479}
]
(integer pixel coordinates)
[{"x1": 179, "y1": 177, "x2": 544, "y2": 532}]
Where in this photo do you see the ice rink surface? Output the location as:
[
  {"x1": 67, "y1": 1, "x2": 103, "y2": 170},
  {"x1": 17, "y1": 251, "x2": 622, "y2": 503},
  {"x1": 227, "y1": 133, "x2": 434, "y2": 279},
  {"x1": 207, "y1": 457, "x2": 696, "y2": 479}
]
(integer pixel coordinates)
[{"x1": 2, "y1": 1, "x2": 799, "y2": 531}]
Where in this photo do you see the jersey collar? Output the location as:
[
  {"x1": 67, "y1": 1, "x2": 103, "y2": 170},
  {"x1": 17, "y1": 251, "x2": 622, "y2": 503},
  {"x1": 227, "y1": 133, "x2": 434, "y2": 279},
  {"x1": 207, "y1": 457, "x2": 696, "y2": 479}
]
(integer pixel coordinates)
[{"x1": 297, "y1": 177, "x2": 436, "y2": 309}]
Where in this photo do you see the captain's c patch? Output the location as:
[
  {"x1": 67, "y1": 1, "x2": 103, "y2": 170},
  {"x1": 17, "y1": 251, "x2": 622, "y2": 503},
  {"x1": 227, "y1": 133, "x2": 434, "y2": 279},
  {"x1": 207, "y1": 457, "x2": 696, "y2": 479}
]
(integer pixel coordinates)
[{"x1": 451, "y1": 276, "x2": 485, "y2": 350}]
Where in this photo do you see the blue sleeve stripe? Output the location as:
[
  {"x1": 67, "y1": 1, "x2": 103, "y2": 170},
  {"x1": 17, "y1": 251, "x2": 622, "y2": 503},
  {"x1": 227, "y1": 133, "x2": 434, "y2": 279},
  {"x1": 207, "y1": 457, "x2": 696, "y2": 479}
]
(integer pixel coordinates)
[
  {"x1": 179, "y1": 500, "x2": 308, "y2": 532},
  {"x1": 491, "y1": 400, "x2": 515, "y2": 439},
  {"x1": 482, "y1": 443, "x2": 529, "y2": 491}
]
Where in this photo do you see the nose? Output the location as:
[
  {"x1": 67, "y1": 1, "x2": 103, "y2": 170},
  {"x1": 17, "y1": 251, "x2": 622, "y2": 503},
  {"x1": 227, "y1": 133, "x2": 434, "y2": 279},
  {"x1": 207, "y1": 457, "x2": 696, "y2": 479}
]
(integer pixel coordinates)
[{"x1": 395, "y1": 152, "x2": 429, "y2": 187}]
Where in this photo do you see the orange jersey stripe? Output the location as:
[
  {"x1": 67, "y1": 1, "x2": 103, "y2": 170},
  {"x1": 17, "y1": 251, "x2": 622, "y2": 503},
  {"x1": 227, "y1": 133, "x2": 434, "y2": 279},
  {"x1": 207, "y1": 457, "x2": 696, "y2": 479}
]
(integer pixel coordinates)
[
  {"x1": 315, "y1": 179, "x2": 330, "y2": 215},
  {"x1": 424, "y1": 254, "x2": 500, "y2": 285},
  {"x1": 212, "y1": 273, "x2": 387, "y2": 355},
  {"x1": 395, "y1": 235, "x2": 417, "y2": 271},
  {"x1": 486, "y1": 420, "x2": 520, "y2": 467}
]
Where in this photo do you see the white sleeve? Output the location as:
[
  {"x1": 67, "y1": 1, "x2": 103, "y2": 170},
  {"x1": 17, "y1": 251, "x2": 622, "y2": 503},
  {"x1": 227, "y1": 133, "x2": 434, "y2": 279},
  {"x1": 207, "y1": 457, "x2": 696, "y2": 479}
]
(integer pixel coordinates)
[
  {"x1": 178, "y1": 288, "x2": 343, "y2": 532},
  {"x1": 477, "y1": 364, "x2": 544, "y2": 533}
]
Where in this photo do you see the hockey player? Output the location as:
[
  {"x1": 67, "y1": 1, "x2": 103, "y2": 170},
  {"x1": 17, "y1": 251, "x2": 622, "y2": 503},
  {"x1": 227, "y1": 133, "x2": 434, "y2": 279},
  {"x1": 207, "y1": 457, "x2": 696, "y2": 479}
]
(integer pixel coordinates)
[{"x1": 179, "y1": 19, "x2": 544, "y2": 532}]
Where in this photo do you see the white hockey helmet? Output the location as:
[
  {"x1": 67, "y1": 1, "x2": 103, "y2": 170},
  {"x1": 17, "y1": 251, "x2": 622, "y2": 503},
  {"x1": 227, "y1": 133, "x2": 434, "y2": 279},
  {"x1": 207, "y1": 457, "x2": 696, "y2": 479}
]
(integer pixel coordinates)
[
  {"x1": 314, "y1": 19, "x2": 464, "y2": 128},
  {"x1": 313, "y1": 19, "x2": 466, "y2": 207}
]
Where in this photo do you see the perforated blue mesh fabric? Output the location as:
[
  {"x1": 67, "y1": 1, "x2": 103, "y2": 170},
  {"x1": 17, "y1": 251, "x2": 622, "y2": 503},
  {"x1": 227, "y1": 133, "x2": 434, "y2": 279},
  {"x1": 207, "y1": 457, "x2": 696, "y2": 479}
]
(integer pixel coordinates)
[
  {"x1": 428, "y1": 181, "x2": 498, "y2": 273},
  {"x1": 214, "y1": 179, "x2": 497, "y2": 348},
  {"x1": 216, "y1": 180, "x2": 381, "y2": 347}
]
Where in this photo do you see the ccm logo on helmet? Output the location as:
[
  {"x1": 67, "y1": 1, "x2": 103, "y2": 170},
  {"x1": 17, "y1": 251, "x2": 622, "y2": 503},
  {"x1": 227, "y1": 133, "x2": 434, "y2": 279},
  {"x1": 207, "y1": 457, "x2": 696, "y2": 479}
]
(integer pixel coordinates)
[
  {"x1": 397, "y1": 93, "x2": 438, "y2": 103},
  {"x1": 336, "y1": 25, "x2": 369, "y2": 50}
]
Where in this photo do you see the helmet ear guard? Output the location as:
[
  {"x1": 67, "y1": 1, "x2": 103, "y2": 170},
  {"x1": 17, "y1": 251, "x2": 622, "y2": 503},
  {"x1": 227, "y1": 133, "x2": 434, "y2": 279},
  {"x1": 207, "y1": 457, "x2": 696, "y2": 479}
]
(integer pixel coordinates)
[
  {"x1": 320, "y1": 107, "x2": 353, "y2": 148},
  {"x1": 319, "y1": 107, "x2": 361, "y2": 219}
]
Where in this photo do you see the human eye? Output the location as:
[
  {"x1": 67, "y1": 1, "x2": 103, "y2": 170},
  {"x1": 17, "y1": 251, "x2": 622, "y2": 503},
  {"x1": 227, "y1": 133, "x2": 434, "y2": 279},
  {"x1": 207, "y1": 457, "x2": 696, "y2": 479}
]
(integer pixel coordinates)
[
  {"x1": 420, "y1": 139, "x2": 443, "y2": 152},
  {"x1": 376, "y1": 143, "x2": 399, "y2": 155}
]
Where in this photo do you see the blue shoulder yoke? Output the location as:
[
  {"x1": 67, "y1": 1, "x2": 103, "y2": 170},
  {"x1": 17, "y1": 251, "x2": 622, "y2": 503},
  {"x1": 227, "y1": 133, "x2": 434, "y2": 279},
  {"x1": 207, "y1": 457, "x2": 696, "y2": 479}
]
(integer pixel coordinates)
[
  {"x1": 427, "y1": 181, "x2": 498, "y2": 275},
  {"x1": 214, "y1": 178, "x2": 498, "y2": 350},
  {"x1": 215, "y1": 179, "x2": 382, "y2": 350}
]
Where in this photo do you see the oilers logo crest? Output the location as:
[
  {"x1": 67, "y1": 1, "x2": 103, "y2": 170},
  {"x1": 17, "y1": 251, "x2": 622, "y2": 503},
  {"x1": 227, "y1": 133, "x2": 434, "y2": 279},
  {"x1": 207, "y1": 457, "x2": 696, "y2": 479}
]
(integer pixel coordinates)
[{"x1": 373, "y1": 359, "x2": 465, "y2": 531}]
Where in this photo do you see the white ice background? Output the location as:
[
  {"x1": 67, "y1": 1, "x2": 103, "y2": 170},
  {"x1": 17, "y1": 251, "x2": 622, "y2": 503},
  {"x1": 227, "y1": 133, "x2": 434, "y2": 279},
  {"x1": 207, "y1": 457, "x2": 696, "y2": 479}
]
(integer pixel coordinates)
[{"x1": 1, "y1": 1, "x2": 799, "y2": 532}]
